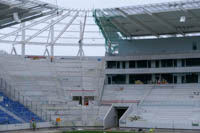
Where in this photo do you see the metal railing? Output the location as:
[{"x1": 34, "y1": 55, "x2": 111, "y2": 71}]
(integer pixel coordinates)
[{"x1": 0, "y1": 78, "x2": 52, "y2": 122}]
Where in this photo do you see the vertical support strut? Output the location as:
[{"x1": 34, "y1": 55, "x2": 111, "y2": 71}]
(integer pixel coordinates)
[
  {"x1": 21, "y1": 23, "x2": 26, "y2": 56},
  {"x1": 11, "y1": 25, "x2": 21, "y2": 55},
  {"x1": 76, "y1": 12, "x2": 87, "y2": 106},
  {"x1": 50, "y1": 20, "x2": 55, "y2": 59},
  {"x1": 77, "y1": 12, "x2": 87, "y2": 57}
]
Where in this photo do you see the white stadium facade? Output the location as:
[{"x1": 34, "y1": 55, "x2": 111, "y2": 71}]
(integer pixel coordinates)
[{"x1": 0, "y1": 0, "x2": 200, "y2": 132}]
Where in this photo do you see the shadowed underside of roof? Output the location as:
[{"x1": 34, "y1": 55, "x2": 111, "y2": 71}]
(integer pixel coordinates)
[
  {"x1": 94, "y1": 0, "x2": 200, "y2": 39},
  {"x1": 0, "y1": 0, "x2": 59, "y2": 29}
]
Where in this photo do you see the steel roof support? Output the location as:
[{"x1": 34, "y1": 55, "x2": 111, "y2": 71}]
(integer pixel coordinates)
[
  {"x1": 94, "y1": 9, "x2": 112, "y2": 53},
  {"x1": 0, "y1": 11, "x2": 61, "y2": 40},
  {"x1": 0, "y1": 1, "x2": 29, "y2": 17},
  {"x1": 179, "y1": 5, "x2": 200, "y2": 24},
  {"x1": 115, "y1": 8, "x2": 159, "y2": 37},
  {"x1": 43, "y1": 47, "x2": 50, "y2": 57},
  {"x1": 106, "y1": 9, "x2": 132, "y2": 37},
  {"x1": 77, "y1": 12, "x2": 87, "y2": 57},
  {"x1": 21, "y1": 22, "x2": 26, "y2": 56},
  {"x1": 11, "y1": 46, "x2": 17, "y2": 55},
  {"x1": 141, "y1": 8, "x2": 185, "y2": 36},
  {"x1": 50, "y1": 20, "x2": 54, "y2": 58},
  {"x1": 76, "y1": 12, "x2": 87, "y2": 106},
  {"x1": 43, "y1": 26, "x2": 51, "y2": 57},
  {"x1": 51, "y1": 11, "x2": 79, "y2": 45},
  {"x1": 0, "y1": 40, "x2": 104, "y2": 46},
  {"x1": 19, "y1": 11, "x2": 71, "y2": 44},
  {"x1": 11, "y1": 24, "x2": 21, "y2": 55}
]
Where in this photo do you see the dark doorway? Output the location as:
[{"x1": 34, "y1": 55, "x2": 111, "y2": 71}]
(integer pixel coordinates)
[
  {"x1": 73, "y1": 96, "x2": 82, "y2": 105},
  {"x1": 115, "y1": 107, "x2": 128, "y2": 127}
]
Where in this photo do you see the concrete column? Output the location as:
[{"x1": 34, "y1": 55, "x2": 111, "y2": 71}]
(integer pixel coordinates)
[
  {"x1": 177, "y1": 59, "x2": 182, "y2": 67},
  {"x1": 125, "y1": 61, "x2": 129, "y2": 69},
  {"x1": 120, "y1": 61, "x2": 123, "y2": 69},
  {"x1": 135, "y1": 61, "x2": 138, "y2": 68},
  {"x1": 198, "y1": 73, "x2": 200, "y2": 83},
  {"x1": 151, "y1": 60, "x2": 156, "y2": 68},
  {"x1": 152, "y1": 74, "x2": 156, "y2": 83},
  {"x1": 126, "y1": 75, "x2": 129, "y2": 84},
  {"x1": 177, "y1": 75, "x2": 182, "y2": 84},
  {"x1": 159, "y1": 60, "x2": 162, "y2": 68}
]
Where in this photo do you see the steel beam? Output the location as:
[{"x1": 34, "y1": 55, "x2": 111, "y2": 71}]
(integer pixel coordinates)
[
  {"x1": 0, "y1": 11, "x2": 61, "y2": 40},
  {"x1": 141, "y1": 8, "x2": 185, "y2": 36},
  {"x1": 21, "y1": 23, "x2": 26, "y2": 56},
  {"x1": 18, "y1": 11, "x2": 71, "y2": 44},
  {"x1": 0, "y1": 40, "x2": 104, "y2": 46},
  {"x1": 106, "y1": 9, "x2": 132, "y2": 37},
  {"x1": 77, "y1": 12, "x2": 87, "y2": 56},
  {"x1": 50, "y1": 20, "x2": 54, "y2": 57},
  {"x1": 51, "y1": 12, "x2": 79, "y2": 45},
  {"x1": 115, "y1": 8, "x2": 159, "y2": 37}
]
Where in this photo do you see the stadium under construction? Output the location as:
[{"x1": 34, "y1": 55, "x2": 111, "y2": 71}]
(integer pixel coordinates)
[{"x1": 0, "y1": 0, "x2": 200, "y2": 132}]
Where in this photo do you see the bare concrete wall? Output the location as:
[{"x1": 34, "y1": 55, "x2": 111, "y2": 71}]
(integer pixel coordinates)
[
  {"x1": 103, "y1": 105, "x2": 117, "y2": 129},
  {"x1": 118, "y1": 36, "x2": 200, "y2": 56}
]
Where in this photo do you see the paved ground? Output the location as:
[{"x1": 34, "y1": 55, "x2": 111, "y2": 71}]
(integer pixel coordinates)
[
  {"x1": 0, "y1": 128, "x2": 61, "y2": 133},
  {"x1": 1, "y1": 128, "x2": 200, "y2": 133}
]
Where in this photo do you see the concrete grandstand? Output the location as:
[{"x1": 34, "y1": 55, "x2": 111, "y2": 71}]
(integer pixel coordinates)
[{"x1": 0, "y1": 0, "x2": 200, "y2": 132}]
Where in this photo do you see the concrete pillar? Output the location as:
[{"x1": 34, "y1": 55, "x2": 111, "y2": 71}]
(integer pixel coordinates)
[
  {"x1": 159, "y1": 60, "x2": 162, "y2": 68},
  {"x1": 125, "y1": 61, "x2": 129, "y2": 69},
  {"x1": 177, "y1": 75, "x2": 182, "y2": 84},
  {"x1": 198, "y1": 73, "x2": 200, "y2": 83},
  {"x1": 135, "y1": 61, "x2": 138, "y2": 68},
  {"x1": 126, "y1": 75, "x2": 129, "y2": 84},
  {"x1": 120, "y1": 61, "x2": 123, "y2": 69},
  {"x1": 177, "y1": 59, "x2": 182, "y2": 67},
  {"x1": 151, "y1": 60, "x2": 156, "y2": 68},
  {"x1": 152, "y1": 74, "x2": 156, "y2": 83}
]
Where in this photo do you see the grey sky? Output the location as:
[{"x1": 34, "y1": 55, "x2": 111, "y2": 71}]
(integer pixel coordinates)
[{"x1": 41, "y1": 0, "x2": 183, "y2": 9}]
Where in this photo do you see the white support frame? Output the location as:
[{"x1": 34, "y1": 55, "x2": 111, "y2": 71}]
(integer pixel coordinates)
[
  {"x1": 21, "y1": 23, "x2": 26, "y2": 56},
  {"x1": 0, "y1": 9, "x2": 105, "y2": 56},
  {"x1": 20, "y1": 11, "x2": 71, "y2": 44},
  {"x1": 0, "y1": 12, "x2": 61, "y2": 40},
  {"x1": 50, "y1": 20, "x2": 55, "y2": 58},
  {"x1": 77, "y1": 12, "x2": 87, "y2": 57}
]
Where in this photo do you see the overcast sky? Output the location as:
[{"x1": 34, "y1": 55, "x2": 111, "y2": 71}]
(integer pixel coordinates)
[{"x1": 40, "y1": 0, "x2": 183, "y2": 9}]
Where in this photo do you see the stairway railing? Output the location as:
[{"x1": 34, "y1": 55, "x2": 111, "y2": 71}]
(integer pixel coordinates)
[{"x1": 0, "y1": 78, "x2": 51, "y2": 122}]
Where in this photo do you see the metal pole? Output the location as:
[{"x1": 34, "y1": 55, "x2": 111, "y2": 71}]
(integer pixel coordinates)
[
  {"x1": 21, "y1": 23, "x2": 26, "y2": 56},
  {"x1": 50, "y1": 20, "x2": 54, "y2": 58},
  {"x1": 77, "y1": 12, "x2": 87, "y2": 56}
]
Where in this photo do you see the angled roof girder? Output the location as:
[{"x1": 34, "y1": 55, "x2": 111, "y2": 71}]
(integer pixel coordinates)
[
  {"x1": 15, "y1": 11, "x2": 71, "y2": 44},
  {"x1": 115, "y1": 8, "x2": 159, "y2": 37},
  {"x1": 106, "y1": 9, "x2": 133, "y2": 37},
  {"x1": 0, "y1": 1, "x2": 30, "y2": 17},
  {"x1": 179, "y1": 6, "x2": 200, "y2": 24},
  {"x1": 141, "y1": 7, "x2": 185, "y2": 36},
  {"x1": 48, "y1": 11, "x2": 79, "y2": 46},
  {"x1": 0, "y1": 11, "x2": 60, "y2": 40}
]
